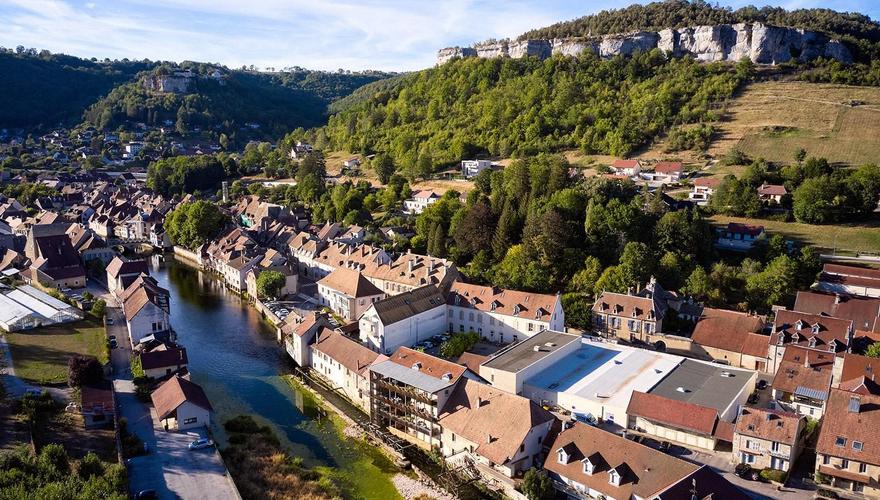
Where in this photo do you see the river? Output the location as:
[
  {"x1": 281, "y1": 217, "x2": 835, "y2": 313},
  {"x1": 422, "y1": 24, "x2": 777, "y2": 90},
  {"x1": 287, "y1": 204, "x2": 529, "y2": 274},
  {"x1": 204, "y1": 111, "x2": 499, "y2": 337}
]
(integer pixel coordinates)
[{"x1": 148, "y1": 258, "x2": 401, "y2": 500}]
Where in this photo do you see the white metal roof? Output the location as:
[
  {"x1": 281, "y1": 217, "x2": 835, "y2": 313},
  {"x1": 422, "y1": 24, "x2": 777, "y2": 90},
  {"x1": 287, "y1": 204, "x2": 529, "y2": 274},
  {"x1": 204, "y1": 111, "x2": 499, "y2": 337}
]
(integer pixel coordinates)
[
  {"x1": 18, "y1": 285, "x2": 73, "y2": 311},
  {"x1": 6, "y1": 289, "x2": 61, "y2": 319},
  {"x1": 0, "y1": 293, "x2": 36, "y2": 324}
]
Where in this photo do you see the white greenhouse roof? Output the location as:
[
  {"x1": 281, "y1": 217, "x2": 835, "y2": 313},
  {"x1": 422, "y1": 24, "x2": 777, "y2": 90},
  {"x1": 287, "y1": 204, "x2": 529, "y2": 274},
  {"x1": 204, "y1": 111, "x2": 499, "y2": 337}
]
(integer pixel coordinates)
[{"x1": 0, "y1": 294, "x2": 37, "y2": 324}]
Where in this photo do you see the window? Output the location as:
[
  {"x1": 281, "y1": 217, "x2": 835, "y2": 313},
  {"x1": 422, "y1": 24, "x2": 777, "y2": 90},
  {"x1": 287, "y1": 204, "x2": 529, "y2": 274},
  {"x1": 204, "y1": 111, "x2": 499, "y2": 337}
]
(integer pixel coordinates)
[
  {"x1": 451, "y1": 434, "x2": 456, "y2": 442},
  {"x1": 557, "y1": 451, "x2": 565, "y2": 464},
  {"x1": 771, "y1": 441, "x2": 781, "y2": 452},
  {"x1": 841, "y1": 459, "x2": 849, "y2": 469},
  {"x1": 835, "y1": 436, "x2": 848, "y2": 447},
  {"x1": 528, "y1": 323, "x2": 534, "y2": 332},
  {"x1": 860, "y1": 463, "x2": 868, "y2": 473},
  {"x1": 519, "y1": 444, "x2": 524, "y2": 453},
  {"x1": 469, "y1": 312, "x2": 474, "y2": 321},
  {"x1": 459, "y1": 311, "x2": 464, "y2": 320},
  {"x1": 823, "y1": 455, "x2": 830, "y2": 465},
  {"x1": 741, "y1": 453, "x2": 755, "y2": 464},
  {"x1": 459, "y1": 325, "x2": 464, "y2": 332},
  {"x1": 747, "y1": 440, "x2": 759, "y2": 450},
  {"x1": 608, "y1": 469, "x2": 620, "y2": 486},
  {"x1": 183, "y1": 417, "x2": 198, "y2": 425},
  {"x1": 853, "y1": 441, "x2": 864, "y2": 451}
]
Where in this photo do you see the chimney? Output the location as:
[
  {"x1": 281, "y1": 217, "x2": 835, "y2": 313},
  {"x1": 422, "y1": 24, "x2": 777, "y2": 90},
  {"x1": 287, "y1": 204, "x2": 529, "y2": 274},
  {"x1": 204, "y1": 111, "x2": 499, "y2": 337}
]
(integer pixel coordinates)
[
  {"x1": 477, "y1": 397, "x2": 483, "y2": 406},
  {"x1": 486, "y1": 434, "x2": 493, "y2": 444},
  {"x1": 835, "y1": 294, "x2": 842, "y2": 305}
]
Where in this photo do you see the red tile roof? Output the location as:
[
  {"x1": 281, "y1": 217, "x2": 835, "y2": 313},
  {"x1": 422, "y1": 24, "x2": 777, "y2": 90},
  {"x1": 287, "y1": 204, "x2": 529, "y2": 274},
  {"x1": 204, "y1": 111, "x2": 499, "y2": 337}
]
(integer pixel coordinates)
[
  {"x1": 693, "y1": 177, "x2": 722, "y2": 188},
  {"x1": 438, "y1": 378, "x2": 554, "y2": 465},
  {"x1": 611, "y1": 159, "x2": 640, "y2": 169},
  {"x1": 771, "y1": 346, "x2": 833, "y2": 396},
  {"x1": 388, "y1": 347, "x2": 467, "y2": 383},
  {"x1": 757, "y1": 184, "x2": 787, "y2": 196},
  {"x1": 794, "y1": 291, "x2": 880, "y2": 332},
  {"x1": 448, "y1": 282, "x2": 558, "y2": 321},
  {"x1": 318, "y1": 267, "x2": 383, "y2": 298},
  {"x1": 771, "y1": 310, "x2": 853, "y2": 353},
  {"x1": 654, "y1": 162, "x2": 683, "y2": 174},
  {"x1": 627, "y1": 391, "x2": 720, "y2": 437},
  {"x1": 690, "y1": 308, "x2": 765, "y2": 354},
  {"x1": 543, "y1": 422, "x2": 701, "y2": 499},
  {"x1": 817, "y1": 388, "x2": 880, "y2": 466},
  {"x1": 734, "y1": 407, "x2": 803, "y2": 446},
  {"x1": 313, "y1": 329, "x2": 386, "y2": 376},
  {"x1": 151, "y1": 376, "x2": 213, "y2": 420}
]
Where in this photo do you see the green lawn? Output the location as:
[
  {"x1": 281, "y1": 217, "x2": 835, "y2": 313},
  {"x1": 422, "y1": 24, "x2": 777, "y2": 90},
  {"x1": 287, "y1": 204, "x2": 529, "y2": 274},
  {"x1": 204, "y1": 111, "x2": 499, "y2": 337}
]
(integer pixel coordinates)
[
  {"x1": 5, "y1": 319, "x2": 108, "y2": 384},
  {"x1": 709, "y1": 215, "x2": 880, "y2": 255}
]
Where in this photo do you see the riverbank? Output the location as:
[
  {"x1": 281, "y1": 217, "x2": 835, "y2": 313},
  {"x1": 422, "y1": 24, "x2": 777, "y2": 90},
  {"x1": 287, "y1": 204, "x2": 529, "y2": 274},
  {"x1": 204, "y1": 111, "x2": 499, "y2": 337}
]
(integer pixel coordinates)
[{"x1": 146, "y1": 257, "x2": 404, "y2": 500}]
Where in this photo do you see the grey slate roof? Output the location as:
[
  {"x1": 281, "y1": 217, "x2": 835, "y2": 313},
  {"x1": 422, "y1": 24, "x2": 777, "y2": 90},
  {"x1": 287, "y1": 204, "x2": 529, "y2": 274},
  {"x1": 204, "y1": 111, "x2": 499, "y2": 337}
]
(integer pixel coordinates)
[{"x1": 371, "y1": 284, "x2": 445, "y2": 326}]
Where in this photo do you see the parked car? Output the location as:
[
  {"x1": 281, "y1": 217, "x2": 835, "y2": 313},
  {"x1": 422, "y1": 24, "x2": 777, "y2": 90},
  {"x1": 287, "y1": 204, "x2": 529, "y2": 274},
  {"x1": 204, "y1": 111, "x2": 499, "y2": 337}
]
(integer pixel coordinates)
[
  {"x1": 757, "y1": 379, "x2": 768, "y2": 390},
  {"x1": 109, "y1": 339, "x2": 118, "y2": 349},
  {"x1": 108, "y1": 335, "x2": 117, "y2": 341},
  {"x1": 734, "y1": 463, "x2": 759, "y2": 481},
  {"x1": 188, "y1": 438, "x2": 214, "y2": 450},
  {"x1": 106, "y1": 318, "x2": 114, "y2": 325},
  {"x1": 134, "y1": 490, "x2": 157, "y2": 500},
  {"x1": 24, "y1": 388, "x2": 43, "y2": 397}
]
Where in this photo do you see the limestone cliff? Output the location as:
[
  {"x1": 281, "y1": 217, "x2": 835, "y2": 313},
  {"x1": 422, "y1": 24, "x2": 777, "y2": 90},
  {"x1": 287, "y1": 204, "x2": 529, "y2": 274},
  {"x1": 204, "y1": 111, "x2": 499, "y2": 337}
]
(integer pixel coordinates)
[{"x1": 436, "y1": 22, "x2": 852, "y2": 65}]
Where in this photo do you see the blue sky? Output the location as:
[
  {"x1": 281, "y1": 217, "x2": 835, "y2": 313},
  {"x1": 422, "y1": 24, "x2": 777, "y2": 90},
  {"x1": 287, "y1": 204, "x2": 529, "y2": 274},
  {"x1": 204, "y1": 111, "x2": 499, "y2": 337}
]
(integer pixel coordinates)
[{"x1": 0, "y1": 0, "x2": 877, "y2": 72}]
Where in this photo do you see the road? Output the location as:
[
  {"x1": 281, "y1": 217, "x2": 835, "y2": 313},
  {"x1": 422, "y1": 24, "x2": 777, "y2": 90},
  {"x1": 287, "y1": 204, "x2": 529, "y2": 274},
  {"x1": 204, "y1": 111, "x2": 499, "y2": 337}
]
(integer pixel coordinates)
[{"x1": 108, "y1": 305, "x2": 239, "y2": 500}]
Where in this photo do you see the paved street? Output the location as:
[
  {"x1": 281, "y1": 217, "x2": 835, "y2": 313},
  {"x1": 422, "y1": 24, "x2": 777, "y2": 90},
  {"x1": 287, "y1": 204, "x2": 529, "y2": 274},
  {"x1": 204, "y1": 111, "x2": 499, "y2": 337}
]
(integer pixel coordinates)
[{"x1": 108, "y1": 305, "x2": 239, "y2": 500}]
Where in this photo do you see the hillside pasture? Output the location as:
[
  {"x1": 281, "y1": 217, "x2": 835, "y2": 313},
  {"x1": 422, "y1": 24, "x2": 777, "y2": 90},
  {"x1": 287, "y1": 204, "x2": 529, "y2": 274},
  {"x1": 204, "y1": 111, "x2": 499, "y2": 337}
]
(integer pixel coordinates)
[{"x1": 709, "y1": 81, "x2": 880, "y2": 166}]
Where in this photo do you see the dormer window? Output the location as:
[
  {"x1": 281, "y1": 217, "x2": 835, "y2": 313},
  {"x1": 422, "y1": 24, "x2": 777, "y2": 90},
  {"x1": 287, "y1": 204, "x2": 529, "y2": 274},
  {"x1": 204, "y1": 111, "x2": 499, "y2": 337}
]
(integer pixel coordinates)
[
  {"x1": 513, "y1": 304, "x2": 521, "y2": 315},
  {"x1": 777, "y1": 334, "x2": 785, "y2": 346},
  {"x1": 795, "y1": 320, "x2": 803, "y2": 330},
  {"x1": 809, "y1": 337, "x2": 817, "y2": 348},
  {"x1": 556, "y1": 448, "x2": 568, "y2": 465},
  {"x1": 829, "y1": 340, "x2": 838, "y2": 352},
  {"x1": 812, "y1": 323, "x2": 820, "y2": 334},
  {"x1": 792, "y1": 333, "x2": 800, "y2": 343},
  {"x1": 608, "y1": 468, "x2": 621, "y2": 486},
  {"x1": 582, "y1": 458, "x2": 594, "y2": 475},
  {"x1": 491, "y1": 301, "x2": 498, "y2": 311}
]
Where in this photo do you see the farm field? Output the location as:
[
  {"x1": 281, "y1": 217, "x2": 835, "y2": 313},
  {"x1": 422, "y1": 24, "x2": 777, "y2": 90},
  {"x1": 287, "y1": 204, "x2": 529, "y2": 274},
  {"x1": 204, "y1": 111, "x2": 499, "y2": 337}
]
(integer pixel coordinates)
[
  {"x1": 709, "y1": 81, "x2": 880, "y2": 166},
  {"x1": 5, "y1": 319, "x2": 108, "y2": 384},
  {"x1": 709, "y1": 215, "x2": 880, "y2": 255}
]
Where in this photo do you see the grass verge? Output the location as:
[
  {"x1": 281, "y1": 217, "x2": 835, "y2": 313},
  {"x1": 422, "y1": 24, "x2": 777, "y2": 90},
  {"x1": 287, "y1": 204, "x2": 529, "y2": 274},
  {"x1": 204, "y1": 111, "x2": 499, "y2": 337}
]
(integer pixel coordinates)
[{"x1": 709, "y1": 214, "x2": 880, "y2": 255}]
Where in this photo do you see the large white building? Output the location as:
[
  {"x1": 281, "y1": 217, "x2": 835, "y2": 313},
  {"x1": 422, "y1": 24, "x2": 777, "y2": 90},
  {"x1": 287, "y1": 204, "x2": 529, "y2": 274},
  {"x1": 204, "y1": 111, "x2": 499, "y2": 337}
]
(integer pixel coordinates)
[
  {"x1": 446, "y1": 282, "x2": 564, "y2": 344},
  {"x1": 0, "y1": 285, "x2": 82, "y2": 332},
  {"x1": 311, "y1": 329, "x2": 387, "y2": 414},
  {"x1": 121, "y1": 275, "x2": 171, "y2": 347},
  {"x1": 317, "y1": 267, "x2": 384, "y2": 322},
  {"x1": 359, "y1": 285, "x2": 447, "y2": 354},
  {"x1": 403, "y1": 190, "x2": 440, "y2": 215},
  {"x1": 461, "y1": 159, "x2": 492, "y2": 178}
]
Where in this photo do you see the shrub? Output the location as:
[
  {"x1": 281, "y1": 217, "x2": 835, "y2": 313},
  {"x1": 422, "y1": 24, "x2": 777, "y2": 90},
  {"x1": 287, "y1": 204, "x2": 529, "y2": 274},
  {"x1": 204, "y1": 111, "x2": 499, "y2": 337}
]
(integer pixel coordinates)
[
  {"x1": 760, "y1": 468, "x2": 786, "y2": 483},
  {"x1": 90, "y1": 299, "x2": 106, "y2": 319},
  {"x1": 76, "y1": 452, "x2": 104, "y2": 479},
  {"x1": 439, "y1": 331, "x2": 480, "y2": 359},
  {"x1": 68, "y1": 355, "x2": 103, "y2": 388}
]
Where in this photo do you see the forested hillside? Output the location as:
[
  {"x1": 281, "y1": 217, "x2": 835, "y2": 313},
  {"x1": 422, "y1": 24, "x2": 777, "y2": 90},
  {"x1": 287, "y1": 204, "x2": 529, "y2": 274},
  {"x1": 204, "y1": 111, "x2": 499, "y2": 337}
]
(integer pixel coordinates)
[
  {"x1": 0, "y1": 49, "x2": 154, "y2": 130},
  {"x1": 82, "y1": 63, "x2": 394, "y2": 139},
  {"x1": 519, "y1": 0, "x2": 880, "y2": 60},
  {"x1": 320, "y1": 51, "x2": 749, "y2": 172}
]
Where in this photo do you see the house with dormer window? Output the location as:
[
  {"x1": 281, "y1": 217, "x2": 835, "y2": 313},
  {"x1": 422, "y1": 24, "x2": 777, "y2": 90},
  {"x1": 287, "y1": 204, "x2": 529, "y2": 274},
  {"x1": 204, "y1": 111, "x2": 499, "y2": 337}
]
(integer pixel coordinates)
[
  {"x1": 816, "y1": 388, "x2": 880, "y2": 496},
  {"x1": 768, "y1": 310, "x2": 854, "y2": 374},
  {"x1": 592, "y1": 290, "x2": 665, "y2": 343},
  {"x1": 733, "y1": 406, "x2": 805, "y2": 472},
  {"x1": 544, "y1": 421, "x2": 750, "y2": 499},
  {"x1": 445, "y1": 282, "x2": 564, "y2": 344},
  {"x1": 771, "y1": 345, "x2": 834, "y2": 418}
]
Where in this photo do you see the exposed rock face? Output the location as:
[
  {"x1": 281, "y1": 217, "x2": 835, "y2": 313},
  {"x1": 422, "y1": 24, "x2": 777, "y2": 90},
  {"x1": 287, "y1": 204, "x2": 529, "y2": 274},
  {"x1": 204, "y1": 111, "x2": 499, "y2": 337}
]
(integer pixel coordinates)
[{"x1": 437, "y1": 22, "x2": 853, "y2": 65}]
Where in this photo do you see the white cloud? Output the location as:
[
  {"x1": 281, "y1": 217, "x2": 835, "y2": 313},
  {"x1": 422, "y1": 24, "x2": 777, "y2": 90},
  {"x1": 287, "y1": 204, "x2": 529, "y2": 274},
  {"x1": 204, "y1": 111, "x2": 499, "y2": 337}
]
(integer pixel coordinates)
[{"x1": 0, "y1": 0, "x2": 877, "y2": 71}]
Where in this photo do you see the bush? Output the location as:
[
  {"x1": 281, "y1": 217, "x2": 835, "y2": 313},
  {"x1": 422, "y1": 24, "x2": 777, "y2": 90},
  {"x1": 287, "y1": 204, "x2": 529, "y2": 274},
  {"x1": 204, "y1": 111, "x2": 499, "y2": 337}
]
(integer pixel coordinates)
[
  {"x1": 76, "y1": 452, "x2": 104, "y2": 479},
  {"x1": 67, "y1": 355, "x2": 103, "y2": 388},
  {"x1": 224, "y1": 415, "x2": 272, "y2": 435},
  {"x1": 521, "y1": 468, "x2": 554, "y2": 500},
  {"x1": 760, "y1": 468, "x2": 787, "y2": 483},
  {"x1": 90, "y1": 299, "x2": 106, "y2": 319},
  {"x1": 439, "y1": 331, "x2": 480, "y2": 359}
]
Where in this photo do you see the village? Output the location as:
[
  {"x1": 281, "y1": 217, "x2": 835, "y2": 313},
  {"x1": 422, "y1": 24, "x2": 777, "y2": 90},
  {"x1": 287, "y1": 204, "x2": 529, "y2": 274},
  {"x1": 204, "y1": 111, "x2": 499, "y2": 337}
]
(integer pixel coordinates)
[{"x1": 0, "y1": 145, "x2": 878, "y2": 500}]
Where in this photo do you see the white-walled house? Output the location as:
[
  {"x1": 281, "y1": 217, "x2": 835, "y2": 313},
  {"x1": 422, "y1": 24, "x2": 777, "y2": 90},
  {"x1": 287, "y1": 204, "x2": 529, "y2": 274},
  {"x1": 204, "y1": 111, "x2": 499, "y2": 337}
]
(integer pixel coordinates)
[
  {"x1": 151, "y1": 376, "x2": 213, "y2": 431},
  {"x1": 359, "y1": 285, "x2": 447, "y2": 354},
  {"x1": 311, "y1": 328, "x2": 387, "y2": 414},
  {"x1": 106, "y1": 256, "x2": 149, "y2": 297},
  {"x1": 689, "y1": 177, "x2": 721, "y2": 205},
  {"x1": 317, "y1": 267, "x2": 385, "y2": 322},
  {"x1": 282, "y1": 312, "x2": 332, "y2": 368},
  {"x1": 438, "y1": 378, "x2": 555, "y2": 479},
  {"x1": 403, "y1": 190, "x2": 441, "y2": 215},
  {"x1": 446, "y1": 282, "x2": 564, "y2": 344},
  {"x1": 139, "y1": 344, "x2": 188, "y2": 380},
  {"x1": 610, "y1": 159, "x2": 641, "y2": 176},
  {"x1": 461, "y1": 159, "x2": 492, "y2": 178},
  {"x1": 122, "y1": 276, "x2": 171, "y2": 348}
]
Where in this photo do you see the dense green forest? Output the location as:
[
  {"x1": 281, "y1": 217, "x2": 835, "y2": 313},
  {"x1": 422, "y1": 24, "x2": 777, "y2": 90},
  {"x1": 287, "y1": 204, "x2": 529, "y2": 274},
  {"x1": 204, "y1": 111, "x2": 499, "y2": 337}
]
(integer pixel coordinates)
[
  {"x1": 519, "y1": 0, "x2": 880, "y2": 61},
  {"x1": 318, "y1": 50, "x2": 749, "y2": 172},
  {"x1": 0, "y1": 49, "x2": 393, "y2": 136},
  {"x1": 0, "y1": 49, "x2": 155, "y2": 130},
  {"x1": 82, "y1": 63, "x2": 393, "y2": 139}
]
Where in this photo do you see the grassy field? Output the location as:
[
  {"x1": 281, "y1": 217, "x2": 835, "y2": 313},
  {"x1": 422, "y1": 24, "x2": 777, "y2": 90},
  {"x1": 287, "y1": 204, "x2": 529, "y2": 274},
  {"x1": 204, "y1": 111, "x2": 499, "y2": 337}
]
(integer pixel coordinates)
[
  {"x1": 709, "y1": 81, "x2": 880, "y2": 166},
  {"x1": 5, "y1": 319, "x2": 107, "y2": 384},
  {"x1": 709, "y1": 215, "x2": 880, "y2": 255}
]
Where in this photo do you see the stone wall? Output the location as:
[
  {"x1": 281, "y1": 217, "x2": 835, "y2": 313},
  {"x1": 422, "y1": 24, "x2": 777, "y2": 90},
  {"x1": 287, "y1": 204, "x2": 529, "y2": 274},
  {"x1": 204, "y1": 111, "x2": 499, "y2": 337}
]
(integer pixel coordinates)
[{"x1": 437, "y1": 22, "x2": 852, "y2": 65}]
